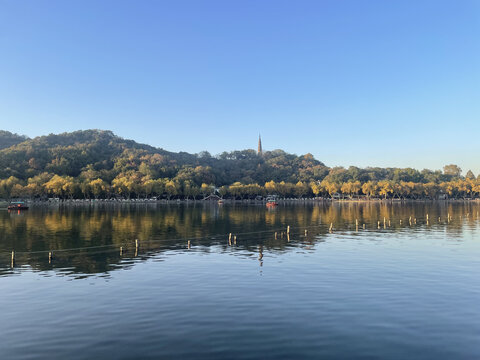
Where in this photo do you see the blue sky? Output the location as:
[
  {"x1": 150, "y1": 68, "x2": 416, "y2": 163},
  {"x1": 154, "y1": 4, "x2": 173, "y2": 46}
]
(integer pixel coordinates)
[{"x1": 0, "y1": 0, "x2": 479, "y2": 174}]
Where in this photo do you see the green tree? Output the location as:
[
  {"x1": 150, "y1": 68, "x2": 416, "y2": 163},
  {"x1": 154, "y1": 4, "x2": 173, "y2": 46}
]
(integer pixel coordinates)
[
  {"x1": 465, "y1": 170, "x2": 475, "y2": 180},
  {"x1": 165, "y1": 179, "x2": 179, "y2": 199},
  {"x1": 443, "y1": 164, "x2": 462, "y2": 177}
]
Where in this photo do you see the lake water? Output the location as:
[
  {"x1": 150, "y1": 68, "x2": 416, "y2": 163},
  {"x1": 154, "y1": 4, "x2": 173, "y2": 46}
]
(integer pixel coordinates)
[{"x1": 1, "y1": 202, "x2": 479, "y2": 359}]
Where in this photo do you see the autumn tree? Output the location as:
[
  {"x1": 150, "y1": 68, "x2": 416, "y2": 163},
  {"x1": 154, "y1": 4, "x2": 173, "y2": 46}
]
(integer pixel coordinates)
[
  {"x1": 361, "y1": 181, "x2": 377, "y2": 198},
  {"x1": 294, "y1": 181, "x2": 310, "y2": 198},
  {"x1": 320, "y1": 180, "x2": 340, "y2": 198},
  {"x1": 90, "y1": 179, "x2": 109, "y2": 199}
]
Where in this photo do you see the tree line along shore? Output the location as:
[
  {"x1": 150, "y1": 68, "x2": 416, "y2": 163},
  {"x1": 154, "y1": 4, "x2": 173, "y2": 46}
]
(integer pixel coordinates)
[
  {"x1": 0, "y1": 129, "x2": 478, "y2": 201},
  {"x1": 1, "y1": 177, "x2": 479, "y2": 201}
]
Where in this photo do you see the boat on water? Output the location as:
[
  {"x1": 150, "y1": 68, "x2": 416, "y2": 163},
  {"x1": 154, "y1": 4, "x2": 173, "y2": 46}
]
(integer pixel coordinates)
[
  {"x1": 7, "y1": 201, "x2": 29, "y2": 210},
  {"x1": 266, "y1": 195, "x2": 278, "y2": 207}
]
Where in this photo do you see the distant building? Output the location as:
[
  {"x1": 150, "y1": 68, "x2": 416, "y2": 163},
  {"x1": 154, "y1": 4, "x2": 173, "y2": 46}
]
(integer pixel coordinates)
[
  {"x1": 258, "y1": 134, "x2": 262, "y2": 156},
  {"x1": 331, "y1": 193, "x2": 344, "y2": 200},
  {"x1": 203, "y1": 194, "x2": 221, "y2": 201}
]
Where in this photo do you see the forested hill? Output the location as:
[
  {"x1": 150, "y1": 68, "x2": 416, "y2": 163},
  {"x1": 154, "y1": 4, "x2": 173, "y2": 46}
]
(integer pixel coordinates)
[
  {"x1": 0, "y1": 129, "x2": 328, "y2": 185},
  {"x1": 0, "y1": 130, "x2": 29, "y2": 150},
  {"x1": 0, "y1": 129, "x2": 475, "y2": 199}
]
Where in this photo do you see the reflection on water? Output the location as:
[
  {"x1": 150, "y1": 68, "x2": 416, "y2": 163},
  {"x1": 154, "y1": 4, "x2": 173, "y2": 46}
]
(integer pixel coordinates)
[
  {"x1": 1, "y1": 202, "x2": 480, "y2": 359},
  {"x1": 0, "y1": 202, "x2": 479, "y2": 277}
]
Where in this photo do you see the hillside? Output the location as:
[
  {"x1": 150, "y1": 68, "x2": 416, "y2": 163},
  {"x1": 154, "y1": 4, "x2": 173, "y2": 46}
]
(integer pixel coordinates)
[
  {"x1": 0, "y1": 129, "x2": 178, "y2": 180},
  {"x1": 0, "y1": 129, "x2": 328, "y2": 194},
  {"x1": 0, "y1": 130, "x2": 29, "y2": 150},
  {"x1": 0, "y1": 129, "x2": 473, "y2": 200}
]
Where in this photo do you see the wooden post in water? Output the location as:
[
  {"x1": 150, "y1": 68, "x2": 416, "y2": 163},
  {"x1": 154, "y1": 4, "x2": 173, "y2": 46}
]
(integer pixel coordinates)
[
  {"x1": 400, "y1": 219, "x2": 402, "y2": 225},
  {"x1": 363, "y1": 223, "x2": 365, "y2": 230},
  {"x1": 287, "y1": 233, "x2": 290, "y2": 242},
  {"x1": 275, "y1": 232, "x2": 277, "y2": 240},
  {"x1": 388, "y1": 220, "x2": 391, "y2": 227},
  {"x1": 49, "y1": 251, "x2": 53, "y2": 264},
  {"x1": 426, "y1": 214, "x2": 429, "y2": 225},
  {"x1": 120, "y1": 247, "x2": 123, "y2": 256},
  {"x1": 187, "y1": 240, "x2": 191, "y2": 249},
  {"x1": 414, "y1": 218, "x2": 417, "y2": 224},
  {"x1": 383, "y1": 217, "x2": 386, "y2": 229},
  {"x1": 355, "y1": 219, "x2": 358, "y2": 232},
  {"x1": 377, "y1": 221, "x2": 380, "y2": 229},
  {"x1": 11, "y1": 250, "x2": 15, "y2": 267},
  {"x1": 234, "y1": 235, "x2": 237, "y2": 245},
  {"x1": 287, "y1": 225, "x2": 290, "y2": 234},
  {"x1": 304, "y1": 229, "x2": 308, "y2": 236},
  {"x1": 329, "y1": 223, "x2": 333, "y2": 233},
  {"x1": 228, "y1": 233, "x2": 232, "y2": 243}
]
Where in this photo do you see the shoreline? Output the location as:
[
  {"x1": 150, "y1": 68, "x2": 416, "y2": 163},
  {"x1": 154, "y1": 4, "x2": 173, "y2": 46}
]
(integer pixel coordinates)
[{"x1": 2, "y1": 197, "x2": 479, "y2": 207}]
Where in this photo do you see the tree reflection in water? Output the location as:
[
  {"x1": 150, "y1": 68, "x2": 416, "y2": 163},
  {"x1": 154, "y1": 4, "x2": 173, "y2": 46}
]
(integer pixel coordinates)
[{"x1": 0, "y1": 201, "x2": 478, "y2": 277}]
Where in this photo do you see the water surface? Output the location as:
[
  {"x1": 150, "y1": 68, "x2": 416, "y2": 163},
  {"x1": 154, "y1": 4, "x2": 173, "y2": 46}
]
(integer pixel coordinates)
[{"x1": 1, "y1": 202, "x2": 479, "y2": 359}]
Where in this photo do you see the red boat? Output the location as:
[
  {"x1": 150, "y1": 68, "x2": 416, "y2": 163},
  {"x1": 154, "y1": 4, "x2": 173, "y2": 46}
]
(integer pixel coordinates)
[
  {"x1": 7, "y1": 202, "x2": 29, "y2": 210},
  {"x1": 266, "y1": 195, "x2": 278, "y2": 207}
]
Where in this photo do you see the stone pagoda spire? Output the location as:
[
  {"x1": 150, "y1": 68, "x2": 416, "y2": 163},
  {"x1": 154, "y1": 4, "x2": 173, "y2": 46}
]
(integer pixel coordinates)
[{"x1": 258, "y1": 134, "x2": 263, "y2": 156}]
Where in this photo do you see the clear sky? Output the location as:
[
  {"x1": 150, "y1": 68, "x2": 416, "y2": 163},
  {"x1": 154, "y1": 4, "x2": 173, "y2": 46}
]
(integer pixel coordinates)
[{"x1": 0, "y1": 0, "x2": 479, "y2": 174}]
